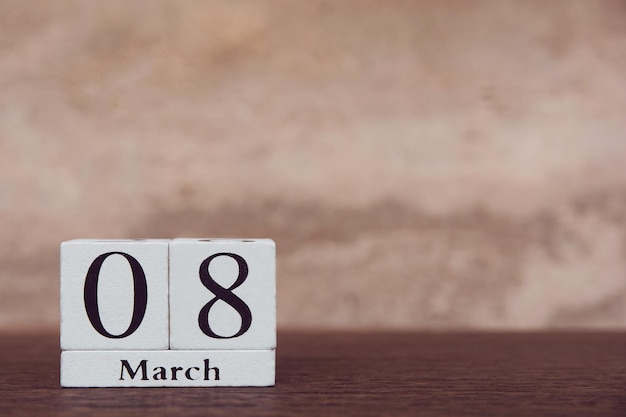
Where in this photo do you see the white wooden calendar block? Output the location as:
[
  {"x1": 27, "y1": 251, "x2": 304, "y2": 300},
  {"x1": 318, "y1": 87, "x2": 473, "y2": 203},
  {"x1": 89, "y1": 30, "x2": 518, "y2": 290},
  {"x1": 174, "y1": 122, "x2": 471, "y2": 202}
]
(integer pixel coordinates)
[
  {"x1": 61, "y1": 349, "x2": 275, "y2": 387},
  {"x1": 60, "y1": 240, "x2": 169, "y2": 350},
  {"x1": 169, "y1": 239, "x2": 276, "y2": 350}
]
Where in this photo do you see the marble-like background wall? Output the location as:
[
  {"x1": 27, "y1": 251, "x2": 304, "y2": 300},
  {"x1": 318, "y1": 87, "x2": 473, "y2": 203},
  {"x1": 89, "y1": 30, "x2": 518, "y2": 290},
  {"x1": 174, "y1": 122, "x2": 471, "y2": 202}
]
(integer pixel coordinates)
[{"x1": 1, "y1": 0, "x2": 626, "y2": 331}]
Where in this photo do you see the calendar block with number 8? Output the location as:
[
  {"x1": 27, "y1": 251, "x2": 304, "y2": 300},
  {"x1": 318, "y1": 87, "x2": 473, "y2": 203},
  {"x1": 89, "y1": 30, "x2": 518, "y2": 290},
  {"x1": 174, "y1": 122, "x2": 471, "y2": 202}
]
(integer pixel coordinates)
[{"x1": 60, "y1": 239, "x2": 276, "y2": 387}]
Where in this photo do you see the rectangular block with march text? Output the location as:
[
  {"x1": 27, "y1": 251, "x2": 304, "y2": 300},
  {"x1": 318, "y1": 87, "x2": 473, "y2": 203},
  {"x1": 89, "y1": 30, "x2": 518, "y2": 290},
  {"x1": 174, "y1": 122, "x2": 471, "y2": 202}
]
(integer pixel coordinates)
[{"x1": 61, "y1": 350, "x2": 275, "y2": 387}]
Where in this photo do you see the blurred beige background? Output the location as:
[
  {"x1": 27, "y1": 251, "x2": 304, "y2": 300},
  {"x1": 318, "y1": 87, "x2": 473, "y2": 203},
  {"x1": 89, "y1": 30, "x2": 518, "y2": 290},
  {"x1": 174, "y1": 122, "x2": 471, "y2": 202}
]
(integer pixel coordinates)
[{"x1": 1, "y1": 0, "x2": 626, "y2": 332}]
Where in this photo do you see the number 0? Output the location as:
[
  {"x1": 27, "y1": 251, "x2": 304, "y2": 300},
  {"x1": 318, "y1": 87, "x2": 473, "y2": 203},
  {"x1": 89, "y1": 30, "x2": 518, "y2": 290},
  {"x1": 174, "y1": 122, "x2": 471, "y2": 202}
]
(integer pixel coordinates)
[{"x1": 83, "y1": 252, "x2": 148, "y2": 338}]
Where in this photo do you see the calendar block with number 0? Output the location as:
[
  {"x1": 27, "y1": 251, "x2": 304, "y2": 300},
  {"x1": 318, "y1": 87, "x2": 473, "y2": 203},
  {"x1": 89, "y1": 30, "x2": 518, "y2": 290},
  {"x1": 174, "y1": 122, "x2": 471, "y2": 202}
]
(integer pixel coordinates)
[{"x1": 60, "y1": 239, "x2": 276, "y2": 387}]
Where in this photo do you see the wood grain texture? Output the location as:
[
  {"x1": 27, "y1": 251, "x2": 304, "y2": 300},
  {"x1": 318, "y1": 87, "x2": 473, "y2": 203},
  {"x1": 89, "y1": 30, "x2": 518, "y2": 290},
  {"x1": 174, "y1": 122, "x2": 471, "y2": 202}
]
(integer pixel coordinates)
[{"x1": 1, "y1": 332, "x2": 625, "y2": 416}]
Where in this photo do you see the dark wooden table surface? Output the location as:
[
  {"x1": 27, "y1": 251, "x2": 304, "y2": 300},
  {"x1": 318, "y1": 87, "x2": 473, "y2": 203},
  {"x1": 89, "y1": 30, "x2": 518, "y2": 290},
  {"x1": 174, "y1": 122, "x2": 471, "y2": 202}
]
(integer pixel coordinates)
[{"x1": 0, "y1": 332, "x2": 624, "y2": 416}]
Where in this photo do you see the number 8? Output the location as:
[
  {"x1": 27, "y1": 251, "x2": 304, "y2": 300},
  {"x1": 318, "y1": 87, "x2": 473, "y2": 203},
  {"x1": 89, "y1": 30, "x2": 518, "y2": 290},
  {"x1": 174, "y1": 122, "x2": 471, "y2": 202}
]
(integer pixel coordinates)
[{"x1": 197, "y1": 253, "x2": 253, "y2": 339}]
